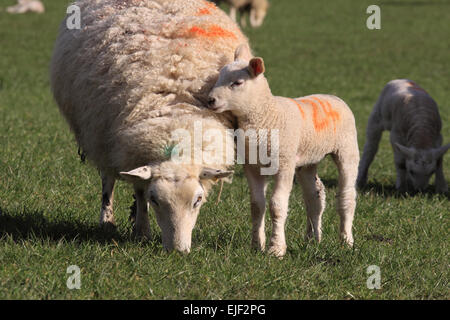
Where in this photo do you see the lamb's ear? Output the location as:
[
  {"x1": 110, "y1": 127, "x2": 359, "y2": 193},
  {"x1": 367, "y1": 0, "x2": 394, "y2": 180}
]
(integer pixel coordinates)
[
  {"x1": 432, "y1": 143, "x2": 450, "y2": 159},
  {"x1": 120, "y1": 166, "x2": 152, "y2": 182},
  {"x1": 248, "y1": 57, "x2": 265, "y2": 78},
  {"x1": 200, "y1": 167, "x2": 233, "y2": 181},
  {"x1": 394, "y1": 143, "x2": 415, "y2": 158},
  {"x1": 234, "y1": 43, "x2": 252, "y2": 61}
]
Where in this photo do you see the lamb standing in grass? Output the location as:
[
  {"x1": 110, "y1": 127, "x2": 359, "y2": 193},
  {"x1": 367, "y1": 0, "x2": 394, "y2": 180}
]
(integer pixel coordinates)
[
  {"x1": 213, "y1": 0, "x2": 269, "y2": 27},
  {"x1": 50, "y1": 0, "x2": 248, "y2": 253},
  {"x1": 207, "y1": 44, "x2": 359, "y2": 257},
  {"x1": 357, "y1": 79, "x2": 449, "y2": 193}
]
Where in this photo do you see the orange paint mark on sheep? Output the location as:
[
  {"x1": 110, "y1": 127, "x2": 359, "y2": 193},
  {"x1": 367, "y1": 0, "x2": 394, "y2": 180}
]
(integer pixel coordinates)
[
  {"x1": 407, "y1": 81, "x2": 427, "y2": 94},
  {"x1": 197, "y1": 1, "x2": 217, "y2": 15},
  {"x1": 187, "y1": 25, "x2": 237, "y2": 40},
  {"x1": 300, "y1": 97, "x2": 340, "y2": 132},
  {"x1": 290, "y1": 99, "x2": 306, "y2": 120}
]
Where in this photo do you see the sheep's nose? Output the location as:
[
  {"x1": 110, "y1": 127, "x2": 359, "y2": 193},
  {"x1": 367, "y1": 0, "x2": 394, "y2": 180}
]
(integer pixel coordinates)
[{"x1": 208, "y1": 97, "x2": 216, "y2": 107}]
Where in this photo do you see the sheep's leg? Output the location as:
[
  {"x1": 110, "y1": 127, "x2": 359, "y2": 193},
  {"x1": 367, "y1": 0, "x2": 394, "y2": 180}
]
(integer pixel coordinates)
[
  {"x1": 244, "y1": 165, "x2": 268, "y2": 251},
  {"x1": 296, "y1": 165, "x2": 325, "y2": 242},
  {"x1": 100, "y1": 173, "x2": 116, "y2": 228},
  {"x1": 333, "y1": 153, "x2": 358, "y2": 247},
  {"x1": 133, "y1": 186, "x2": 151, "y2": 240},
  {"x1": 268, "y1": 166, "x2": 295, "y2": 257},
  {"x1": 434, "y1": 156, "x2": 448, "y2": 193},
  {"x1": 357, "y1": 111, "x2": 384, "y2": 189}
]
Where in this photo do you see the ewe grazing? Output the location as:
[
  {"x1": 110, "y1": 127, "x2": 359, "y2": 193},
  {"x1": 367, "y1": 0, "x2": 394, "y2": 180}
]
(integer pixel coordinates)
[
  {"x1": 357, "y1": 79, "x2": 449, "y2": 193},
  {"x1": 50, "y1": 0, "x2": 248, "y2": 253},
  {"x1": 208, "y1": 44, "x2": 359, "y2": 257}
]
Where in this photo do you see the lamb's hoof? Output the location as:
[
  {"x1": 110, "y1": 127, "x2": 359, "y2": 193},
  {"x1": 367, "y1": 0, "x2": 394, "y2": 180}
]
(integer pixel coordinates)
[
  {"x1": 268, "y1": 245, "x2": 286, "y2": 258},
  {"x1": 340, "y1": 234, "x2": 354, "y2": 247},
  {"x1": 251, "y1": 241, "x2": 265, "y2": 253}
]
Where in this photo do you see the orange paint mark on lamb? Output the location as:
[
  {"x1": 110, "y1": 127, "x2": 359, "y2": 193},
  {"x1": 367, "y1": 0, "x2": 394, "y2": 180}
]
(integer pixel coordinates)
[
  {"x1": 300, "y1": 97, "x2": 340, "y2": 132},
  {"x1": 290, "y1": 99, "x2": 306, "y2": 120},
  {"x1": 188, "y1": 25, "x2": 237, "y2": 40}
]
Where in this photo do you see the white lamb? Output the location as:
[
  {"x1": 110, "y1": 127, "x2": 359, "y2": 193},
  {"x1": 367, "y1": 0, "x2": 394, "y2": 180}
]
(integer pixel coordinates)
[
  {"x1": 357, "y1": 79, "x2": 449, "y2": 193},
  {"x1": 50, "y1": 0, "x2": 248, "y2": 253},
  {"x1": 6, "y1": 0, "x2": 45, "y2": 14},
  {"x1": 207, "y1": 44, "x2": 360, "y2": 257},
  {"x1": 213, "y1": 0, "x2": 269, "y2": 28}
]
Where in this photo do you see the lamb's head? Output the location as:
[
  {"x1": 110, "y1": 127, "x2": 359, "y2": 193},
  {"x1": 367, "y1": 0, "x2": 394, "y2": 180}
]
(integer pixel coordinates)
[
  {"x1": 207, "y1": 44, "x2": 268, "y2": 115},
  {"x1": 395, "y1": 142, "x2": 450, "y2": 192},
  {"x1": 121, "y1": 162, "x2": 232, "y2": 253}
]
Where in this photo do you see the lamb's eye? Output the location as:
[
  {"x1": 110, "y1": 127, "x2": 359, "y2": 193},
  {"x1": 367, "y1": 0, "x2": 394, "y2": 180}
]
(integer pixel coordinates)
[
  {"x1": 193, "y1": 195, "x2": 203, "y2": 208},
  {"x1": 150, "y1": 195, "x2": 159, "y2": 207},
  {"x1": 230, "y1": 80, "x2": 244, "y2": 88}
]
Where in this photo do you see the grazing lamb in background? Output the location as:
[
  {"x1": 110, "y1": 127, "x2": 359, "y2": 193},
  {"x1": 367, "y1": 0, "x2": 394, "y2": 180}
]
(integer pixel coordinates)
[
  {"x1": 213, "y1": 0, "x2": 269, "y2": 27},
  {"x1": 6, "y1": 0, "x2": 45, "y2": 14},
  {"x1": 207, "y1": 44, "x2": 359, "y2": 257},
  {"x1": 357, "y1": 79, "x2": 449, "y2": 193},
  {"x1": 50, "y1": 0, "x2": 249, "y2": 253}
]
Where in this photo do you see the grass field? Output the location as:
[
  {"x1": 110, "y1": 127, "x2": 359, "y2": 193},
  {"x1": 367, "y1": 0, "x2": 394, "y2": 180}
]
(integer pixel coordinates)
[{"x1": 0, "y1": 0, "x2": 449, "y2": 299}]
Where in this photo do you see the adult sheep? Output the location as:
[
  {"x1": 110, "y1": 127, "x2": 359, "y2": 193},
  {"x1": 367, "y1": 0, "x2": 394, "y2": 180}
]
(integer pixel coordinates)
[{"x1": 50, "y1": 0, "x2": 248, "y2": 253}]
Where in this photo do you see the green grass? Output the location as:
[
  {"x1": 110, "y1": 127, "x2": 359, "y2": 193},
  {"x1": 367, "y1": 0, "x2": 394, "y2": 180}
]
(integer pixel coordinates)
[{"x1": 0, "y1": 0, "x2": 449, "y2": 299}]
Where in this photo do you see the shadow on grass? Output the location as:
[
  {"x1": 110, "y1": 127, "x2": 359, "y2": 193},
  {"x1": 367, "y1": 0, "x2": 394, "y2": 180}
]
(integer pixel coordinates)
[
  {"x1": 358, "y1": 182, "x2": 449, "y2": 199},
  {"x1": 381, "y1": 1, "x2": 450, "y2": 6},
  {"x1": 0, "y1": 206, "x2": 161, "y2": 246}
]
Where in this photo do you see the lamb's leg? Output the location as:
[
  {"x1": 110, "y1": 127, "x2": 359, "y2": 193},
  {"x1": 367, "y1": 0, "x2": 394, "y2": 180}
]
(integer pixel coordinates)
[
  {"x1": 244, "y1": 165, "x2": 268, "y2": 251},
  {"x1": 357, "y1": 111, "x2": 384, "y2": 189},
  {"x1": 229, "y1": 6, "x2": 237, "y2": 22},
  {"x1": 434, "y1": 157, "x2": 448, "y2": 194},
  {"x1": 240, "y1": 8, "x2": 247, "y2": 27},
  {"x1": 333, "y1": 153, "x2": 358, "y2": 247},
  {"x1": 133, "y1": 186, "x2": 151, "y2": 240},
  {"x1": 268, "y1": 166, "x2": 295, "y2": 257},
  {"x1": 99, "y1": 173, "x2": 116, "y2": 229},
  {"x1": 296, "y1": 165, "x2": 325, "y2": 242},
  {"x1": 391, "y1": 136, "x2": 408, "y2": 192}
]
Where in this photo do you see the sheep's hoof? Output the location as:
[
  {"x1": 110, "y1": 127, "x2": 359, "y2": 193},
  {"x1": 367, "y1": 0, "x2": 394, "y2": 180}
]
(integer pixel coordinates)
[
  {"x1": 267, "y1": 244, "x2": 286, "y2": 258},
  {"x1": 132, "y1": 229, "x2": 151, "y2": 242}
]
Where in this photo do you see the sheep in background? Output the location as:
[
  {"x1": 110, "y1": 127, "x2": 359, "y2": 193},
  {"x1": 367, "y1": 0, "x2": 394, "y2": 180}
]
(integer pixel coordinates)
[
  {"x1": 357, "y1": 79, "x2": 449, "y2": 193},
  {"x1": 207, "y1": 44, "x2": 359, "y2": 257},
  {"x1": 6, "y1": 0, "x2": 45, "y2": 14},
  {"x1": 213, "y1": 0, "x2": 269, "y2": 28},
  {"x1": 50, "y1": 0, "x2": 248, "y2": 253}
]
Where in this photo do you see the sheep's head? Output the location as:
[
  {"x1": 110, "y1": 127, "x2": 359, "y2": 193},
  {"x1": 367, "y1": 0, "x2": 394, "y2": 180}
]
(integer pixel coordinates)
[
  {"x1": 120, "y1": 162, "x2": 232, "y2": 253},
  {"x1": 394, "y1": 142, "x2": 449, "y2": 192},
  {"x1": 207, "y1": 44, "x2": 268, "y2": 116}
]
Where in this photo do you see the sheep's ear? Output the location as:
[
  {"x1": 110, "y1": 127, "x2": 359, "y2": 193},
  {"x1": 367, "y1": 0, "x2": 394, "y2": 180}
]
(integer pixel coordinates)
[
  {"x1": 432, "y1": 143, "x2": 450, "y2": 159},
  {"x1": 248, "y1": 57, "x2": 265, "y2": 78},
  {"x1": 120, "y1": 166, "x2": 152, "y2": 182},
  {"x1": 234, "y1": 43, "x2": 252, "y2": 61},
  {"x1": 394, "y1": 143, "x2": 414, "y2": 158},
  {"x1": 200, "y1": 168, "x2": 233, "y2": 181}
]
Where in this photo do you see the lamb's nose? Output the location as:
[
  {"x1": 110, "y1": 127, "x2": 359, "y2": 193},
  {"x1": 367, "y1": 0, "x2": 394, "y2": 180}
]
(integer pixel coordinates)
[{"x1": 208, "y1": 97, "x2": 216, "y2": 107}]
